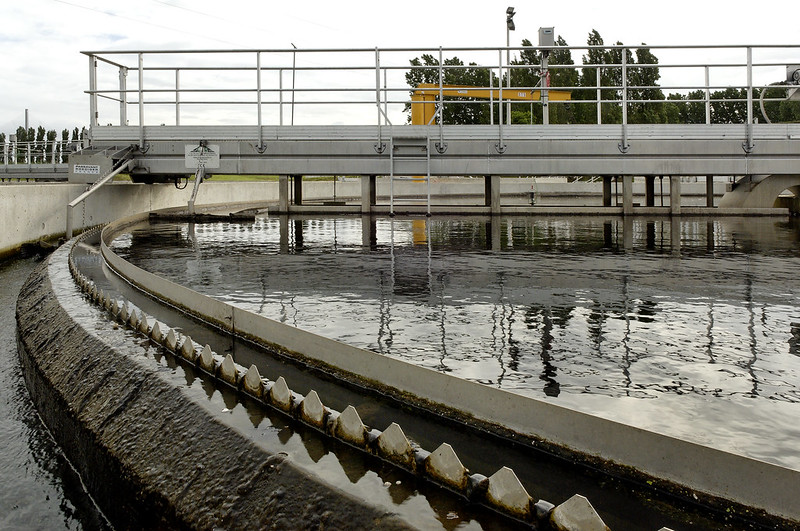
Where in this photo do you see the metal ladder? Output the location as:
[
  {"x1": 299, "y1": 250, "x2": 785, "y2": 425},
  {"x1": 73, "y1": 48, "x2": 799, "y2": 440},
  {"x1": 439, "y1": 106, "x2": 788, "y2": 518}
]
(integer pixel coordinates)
[{"x1": 389, "y1": 135, "x2": 431, "y2": 216}]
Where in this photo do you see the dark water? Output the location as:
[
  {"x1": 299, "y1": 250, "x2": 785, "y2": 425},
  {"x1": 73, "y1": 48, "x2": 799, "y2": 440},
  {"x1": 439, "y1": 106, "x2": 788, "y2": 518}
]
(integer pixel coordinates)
[
  {"x1": 111, "y1": 215, "x2": 800, "y2": 472},
  {"x1": 0, "y1": 257, "x2": 109, "y2": 530}
]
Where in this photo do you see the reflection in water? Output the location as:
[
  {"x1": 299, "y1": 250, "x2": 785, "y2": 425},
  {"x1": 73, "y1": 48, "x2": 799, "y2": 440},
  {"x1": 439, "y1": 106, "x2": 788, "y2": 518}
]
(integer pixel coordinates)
[{"x1": 112, "y1": 215, "x2": 800, "y2": 467}]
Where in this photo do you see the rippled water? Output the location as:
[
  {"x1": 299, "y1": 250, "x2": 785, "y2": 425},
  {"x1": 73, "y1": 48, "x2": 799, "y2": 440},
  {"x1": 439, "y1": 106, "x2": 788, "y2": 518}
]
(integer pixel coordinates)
[
  {"x1": 0, "y1": 257, "x2": 109, "y2": 530},
  {"x1": 112, "y1": 215, "x2": 800, "y2": 470}
]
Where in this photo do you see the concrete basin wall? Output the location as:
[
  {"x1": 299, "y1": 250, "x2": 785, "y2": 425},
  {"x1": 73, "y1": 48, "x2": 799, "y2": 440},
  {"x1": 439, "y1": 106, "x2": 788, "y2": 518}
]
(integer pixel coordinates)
[
  {"x1": 15, "y1": 240, "x2": 414, "y2": 530},
  {"x1": 0, "y1": 181, "x2": 280, "y2": 258},
  {"x1": 99, "y1": 209, "x2": 800, "y2": 525}
]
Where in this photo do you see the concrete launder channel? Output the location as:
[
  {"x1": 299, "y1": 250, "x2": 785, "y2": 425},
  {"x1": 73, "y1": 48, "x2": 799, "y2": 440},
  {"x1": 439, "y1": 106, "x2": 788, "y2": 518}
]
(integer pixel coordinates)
[{"x1": 17, "y1": 205, "x2": 800, "y2": 530}]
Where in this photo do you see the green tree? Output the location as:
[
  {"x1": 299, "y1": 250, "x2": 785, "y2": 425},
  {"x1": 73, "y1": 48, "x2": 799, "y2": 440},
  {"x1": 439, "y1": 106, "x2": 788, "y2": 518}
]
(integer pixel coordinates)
[
  {"x1": 45, "y1": 130, "x2": 57, "y2": 163},
  {"x1": 508, "y1": 36, "x2": 577, "y2": 124},
  {"x1": 576, "y1": 30, "x2": 624, "y2": 124},
  {"x1": 36, "y1": 126, "x2": 46, "y2": 163},
  {"x1": 627, "y1": 46, "x2": 666, "y2": 123},
  {"x1": 405, "y1": 54, "x2": 494, "y2": 124},
  {"x1": 61, "y1": 129, "x2": 70, "y2": 162},
  {"x1": 710, "y1": 88, "x2": 747, "y2": 124},
  {"x1": 15, "y1": 126, "x2": 27, "y2": 162}
]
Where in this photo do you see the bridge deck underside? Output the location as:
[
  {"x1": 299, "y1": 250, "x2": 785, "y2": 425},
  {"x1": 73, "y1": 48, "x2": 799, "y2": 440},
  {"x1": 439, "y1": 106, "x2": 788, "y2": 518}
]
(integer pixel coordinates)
[{"x1": 92, "y1": 124, "x2": 800, "y2": 177}]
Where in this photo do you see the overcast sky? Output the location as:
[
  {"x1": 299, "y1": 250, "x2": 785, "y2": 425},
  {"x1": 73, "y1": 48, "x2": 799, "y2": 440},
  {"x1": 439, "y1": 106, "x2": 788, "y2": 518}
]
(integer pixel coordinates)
[{"x1": 2, "y1": 0, "x2": 798, "y2": 134}]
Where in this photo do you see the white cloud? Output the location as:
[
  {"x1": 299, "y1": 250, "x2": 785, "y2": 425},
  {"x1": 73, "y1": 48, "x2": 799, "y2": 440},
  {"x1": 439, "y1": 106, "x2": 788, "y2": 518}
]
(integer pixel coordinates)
[{"x1": 2, "y1": 0, "x2": 798, "y2": 135}]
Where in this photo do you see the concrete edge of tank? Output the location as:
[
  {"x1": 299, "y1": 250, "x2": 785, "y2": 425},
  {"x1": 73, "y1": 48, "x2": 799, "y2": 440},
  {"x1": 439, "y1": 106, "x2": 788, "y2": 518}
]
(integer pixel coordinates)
[{"x1": 15, "y1": 239, "x2": 414, "y2": 530}]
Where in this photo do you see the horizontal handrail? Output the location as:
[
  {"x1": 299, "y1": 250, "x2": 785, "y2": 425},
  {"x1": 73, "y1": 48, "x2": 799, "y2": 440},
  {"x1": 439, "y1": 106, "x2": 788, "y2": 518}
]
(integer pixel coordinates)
[
  {"x1": 77, "y1": 44, "x2": 799, "y2": 148},
  {"x1": 1, "y1": 140, "x2": 74, "y2": 165}
]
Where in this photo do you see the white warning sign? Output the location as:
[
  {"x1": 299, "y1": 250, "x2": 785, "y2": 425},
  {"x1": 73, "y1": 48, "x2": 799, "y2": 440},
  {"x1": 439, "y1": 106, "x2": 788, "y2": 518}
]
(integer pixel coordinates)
[
  {"x1": 73, "y1": 164, "x2": 101, "y2": 175},
  {"x1": 185, "y1": 144, "x2": 220, "y2": 169}
]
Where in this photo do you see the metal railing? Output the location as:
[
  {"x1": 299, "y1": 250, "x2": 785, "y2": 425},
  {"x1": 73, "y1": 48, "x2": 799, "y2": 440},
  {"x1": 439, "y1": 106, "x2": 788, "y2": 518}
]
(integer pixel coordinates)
[
  {"x1": 1, "y1": 140, "x2": 73, "y2": 166},
  {"x1": 82, "y1": 45, "x2": 800, "y2": 147}
]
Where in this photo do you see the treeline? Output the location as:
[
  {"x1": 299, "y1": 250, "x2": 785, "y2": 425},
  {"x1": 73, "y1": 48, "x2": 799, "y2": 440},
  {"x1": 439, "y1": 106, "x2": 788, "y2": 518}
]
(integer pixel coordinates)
[
  {"x1": 1, "y1": 125, "x2": 86, "y2": 163},
  {"x1": 406, "y1": 29, "x2": 800, "y2": 125}
]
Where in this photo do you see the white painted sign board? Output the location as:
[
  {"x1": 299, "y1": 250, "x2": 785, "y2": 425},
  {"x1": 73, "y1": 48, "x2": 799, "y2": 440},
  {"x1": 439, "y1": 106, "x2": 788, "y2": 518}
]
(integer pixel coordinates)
[
  {"x1": 73, "y1": 164, "x2": 101, "y2": 175},
  {"x1": 185, "y1": 144, "x2": 220, "y2": 169}
]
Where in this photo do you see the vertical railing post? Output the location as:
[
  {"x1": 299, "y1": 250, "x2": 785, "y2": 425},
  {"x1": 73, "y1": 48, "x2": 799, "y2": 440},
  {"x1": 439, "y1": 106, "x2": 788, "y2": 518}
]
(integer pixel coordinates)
[
  {"x1": 620, "y1": 47, "x2": 629, "y2": 153},
  {"x1": 506, "y1": 43, "x2": 512, "y2": 125},
  {"x1": 175, "y1": 69, "x2": 181, "y2": 126},
  {"x1": 89, "y1": 54, "x2": 98, "y2": 128},
  {"x1": 541, "y1": 53, "x2": 549, "y2": 125},
  {"x1": 745, "y1": 46, "x2": 754, "y2": 152},
  {"x1": 279, "y1": 68, "x2": 284, "y2": 126},
  {"x1": 291, "y1": 44, "x2": 297, "y2": 126},
  {"x1": 119, "y1": 66, "x2": 128, "y2": 126},
  {"x1": 489, "y1": 68, "x2": 494, "y2": 125},
  {"x1": 257, "y1": 52, "x2": 263, "y2": 150},
  {"x1": 375, "y1": 48, "x2": 382, "y2": 146},
  {"x1": 704, "y1": 65, "x2": 711, "y2": 125},
  {"x1": 622, "y1": 47, "x2": 628, "y2": 125},
  {"x1": 596, "y1": 67, "x2": 602, "y2": 124},
  {"x1": 138, "y1": 53, "x2": 145, "y2": 149},
  {"x1": 383, "y1": 68, "x2": 389, "y2": 125},
  {"x1": 437, "y1": 47, "x2": 445, "y2": 146}
]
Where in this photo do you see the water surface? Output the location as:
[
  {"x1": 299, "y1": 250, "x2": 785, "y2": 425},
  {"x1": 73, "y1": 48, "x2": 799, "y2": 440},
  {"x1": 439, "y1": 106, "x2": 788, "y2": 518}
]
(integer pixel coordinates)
[
  {"x1": 0, "y1": 257, "x2": 109, "y2": 530},
  {"x1": 112, "y1": 215, "x2": 800, "y2": 470}
]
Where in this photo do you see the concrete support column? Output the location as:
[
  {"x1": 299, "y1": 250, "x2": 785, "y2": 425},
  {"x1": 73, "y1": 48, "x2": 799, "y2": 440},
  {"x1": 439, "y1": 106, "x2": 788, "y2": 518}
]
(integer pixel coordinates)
[
  {"x1": 622, "y1": 175, "x2": 633, "y2": 215},
  {"x1": 602, "y1": 176, "x2": 612, "y2": 207},
  {"x1": 485, "y1": 175, "x2": 501, "y2": 214},
  {"x1": 645, "y1": 176, "x2": 655, "y2": 207},
  {"x1": 292, "y1": 175, "x2": 303, "y2": 205},
  {"x1": 361, "y1": 175, "x2": 376, "y2": 214},
  {"x1": 278, "y1": 175, "x2": 289, "y2": 213},
  {"x1": 706, "y1": 175, "x2": 714, "y2": 207},
  {"x1": 670, "y1": 175, "x2": 681, "y2": 215}
]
